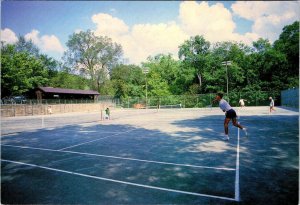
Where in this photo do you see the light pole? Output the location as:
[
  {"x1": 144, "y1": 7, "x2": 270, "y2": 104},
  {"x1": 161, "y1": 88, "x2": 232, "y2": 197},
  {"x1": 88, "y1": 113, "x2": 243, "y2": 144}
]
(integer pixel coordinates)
[
  {"x1": 143, "y1": 67, "x2": 149, "y2": 109},
  {"x1": 221, "y1": 61, "x2": 231, "y2": 103}
]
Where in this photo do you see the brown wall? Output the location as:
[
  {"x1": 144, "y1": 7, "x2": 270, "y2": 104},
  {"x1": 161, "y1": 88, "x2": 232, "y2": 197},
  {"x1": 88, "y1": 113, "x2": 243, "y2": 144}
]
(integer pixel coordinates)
[{"x1": 1, "y1": 103, "x2": 114, "y2": 117}]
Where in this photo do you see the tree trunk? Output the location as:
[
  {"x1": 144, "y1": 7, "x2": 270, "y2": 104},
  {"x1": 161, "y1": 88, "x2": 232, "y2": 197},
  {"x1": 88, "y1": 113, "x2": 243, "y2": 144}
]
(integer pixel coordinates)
[{"x1": 197, "y1": 73, "x2": 202, "y2": 87}]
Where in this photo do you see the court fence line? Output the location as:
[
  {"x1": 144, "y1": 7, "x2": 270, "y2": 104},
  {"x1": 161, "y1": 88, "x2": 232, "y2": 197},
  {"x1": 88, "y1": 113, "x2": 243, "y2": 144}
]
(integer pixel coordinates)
[
  {"x1": 117, "y1": 91, "x2": 281, "y2": 109},
  {"x1": 281, "y1": 88, "x2": 299, "y2": 109},
  {"x1": 1, "y1": 91, "x2": 281, "y2": 117}
]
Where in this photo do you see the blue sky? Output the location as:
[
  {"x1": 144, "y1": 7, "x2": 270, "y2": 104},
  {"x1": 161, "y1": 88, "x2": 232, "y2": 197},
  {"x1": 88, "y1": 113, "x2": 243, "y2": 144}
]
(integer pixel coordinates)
[{"x1": 1, "y1": 1, "x2": 299, "y2": 65}]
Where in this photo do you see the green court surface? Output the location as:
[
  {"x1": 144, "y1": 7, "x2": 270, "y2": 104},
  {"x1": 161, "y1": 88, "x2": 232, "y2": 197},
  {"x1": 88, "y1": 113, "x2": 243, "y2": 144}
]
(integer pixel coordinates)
[{"x1": 1, "y1": 107, "x2": 298, "y2": 204}]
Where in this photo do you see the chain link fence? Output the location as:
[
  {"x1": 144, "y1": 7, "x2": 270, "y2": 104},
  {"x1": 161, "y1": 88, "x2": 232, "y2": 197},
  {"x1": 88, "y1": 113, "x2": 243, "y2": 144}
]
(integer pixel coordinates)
[
  {"x1": 1, "y1": 91, "x2": 282, "y2": 117},
  {"x1": 117, "y1": 91, "x2": 281, "y2": 109},
  {"x1": 281, "y1": 88, "x2": 299, "y2": 109}
]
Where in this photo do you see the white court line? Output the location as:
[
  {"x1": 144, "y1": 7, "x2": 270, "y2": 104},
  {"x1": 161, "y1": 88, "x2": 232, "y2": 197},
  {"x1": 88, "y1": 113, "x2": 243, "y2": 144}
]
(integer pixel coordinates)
[
  {"x1": 234, "y1": 127, "x2": 241, "y2": 201},
  {"x1": 59, "y1": 128, "x2": 137, "y2": 151},
  {"x1": 1, "y1": 144, "x2": 235, "y2": 171},
  {"x1": 1, "y1": 159, "x2": 236, "y2": 201}
]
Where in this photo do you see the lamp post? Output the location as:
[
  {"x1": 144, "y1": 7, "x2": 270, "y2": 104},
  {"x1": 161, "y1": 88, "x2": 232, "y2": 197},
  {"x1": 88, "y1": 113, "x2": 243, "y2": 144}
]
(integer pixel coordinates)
[
  {"x1": 221, "y1": 61, "x2": 231, "y2": 103},
  {"x1": 143, "y1": 67, "x2": 149, "y2": 109}
]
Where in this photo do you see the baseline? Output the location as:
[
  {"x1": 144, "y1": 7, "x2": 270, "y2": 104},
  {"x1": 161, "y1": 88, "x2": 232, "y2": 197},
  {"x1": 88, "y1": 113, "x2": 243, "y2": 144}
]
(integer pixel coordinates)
[{"x1": 1, "y1": 159, "x2": 236, "y2": 202}]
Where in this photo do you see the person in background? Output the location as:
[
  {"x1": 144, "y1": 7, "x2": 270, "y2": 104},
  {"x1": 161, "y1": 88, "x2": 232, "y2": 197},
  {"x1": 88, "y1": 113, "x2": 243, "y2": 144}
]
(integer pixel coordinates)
[
  {"x1": 269, "y1": 97, "x2": 276, "y2": 113},
  {"x1": 105, "y1": 107, "x2": 110, "y2": 120},
  {"x1": 239, "y1": 99, "x2": 247, "y2": 108},
  {"x1": 47, "y1": 106, "x2": 52, "y2": 115}
]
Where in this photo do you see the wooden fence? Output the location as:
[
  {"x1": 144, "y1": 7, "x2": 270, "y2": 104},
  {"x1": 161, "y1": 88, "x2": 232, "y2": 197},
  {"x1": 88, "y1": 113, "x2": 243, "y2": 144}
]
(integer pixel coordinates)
[{"x1": 1, "y1": 103, "x2": 114, "y2": 117}]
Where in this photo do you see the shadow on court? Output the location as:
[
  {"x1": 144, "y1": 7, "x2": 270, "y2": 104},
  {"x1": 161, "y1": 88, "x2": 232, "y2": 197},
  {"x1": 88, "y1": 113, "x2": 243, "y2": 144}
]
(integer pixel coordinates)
[
  {"x1": 1, "y1": 114, "x2": 298, "y2": 204},
  {"x1": 173, "y1": 114, "x2": 299, "y2": 205}
]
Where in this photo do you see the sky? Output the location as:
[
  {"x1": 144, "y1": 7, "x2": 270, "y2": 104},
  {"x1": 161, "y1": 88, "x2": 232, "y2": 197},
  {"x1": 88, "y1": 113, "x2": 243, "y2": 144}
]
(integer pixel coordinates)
[{"x1": 1, "y1": 1, "x2": 299, "y2": 65}]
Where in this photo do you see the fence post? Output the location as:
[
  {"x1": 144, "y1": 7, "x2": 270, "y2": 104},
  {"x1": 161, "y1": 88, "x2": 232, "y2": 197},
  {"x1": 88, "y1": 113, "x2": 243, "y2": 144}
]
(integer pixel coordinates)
[
  {"x1": 159, "y1": 97, "x2": 161, "y2": 109},
  {"x1": 255, "y1": 92, "x2": 257, "y2": 106}
]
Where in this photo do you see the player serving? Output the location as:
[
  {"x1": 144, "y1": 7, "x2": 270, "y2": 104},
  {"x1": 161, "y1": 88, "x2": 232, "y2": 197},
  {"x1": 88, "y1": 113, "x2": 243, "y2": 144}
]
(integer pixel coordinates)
[{"x1": 212, "y1": 92, "x2": 248, "y2": 141}]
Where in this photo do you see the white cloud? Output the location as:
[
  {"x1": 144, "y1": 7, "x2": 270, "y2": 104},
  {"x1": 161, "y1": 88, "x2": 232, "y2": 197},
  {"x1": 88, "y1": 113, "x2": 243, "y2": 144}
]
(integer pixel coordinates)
[
  {"x1": 1, "y1": 28, "x2": 18, "y2": 44},
  {"x1": 90, "y1": 1, "x2": 299, "y2": 65},
  {"x1": 178, "y1": 1, "x2": 261, "y2": 44},
  {"x1": 232, "y1": 1, "x2": 300, "y2": 42},
  {"x1": 92, "y1": 13, "x2": 188, "y2": 64},
  {"x1": 24, "y1": 29, "x2": 41, "y2": 45},
  {"x1": 128, "y1": 22, "x2": 188, "y2": 63},
  {"x1": 25, "y1": 29, "x2": 65, "y2": 54},
  {"x1": 74, "y1": 29, "x2": 83, "y2": 34},
  {"x1": 179, "y1": 1, "x2": 236, "y2": 41},
  {"x1": 92, "y1": 13, "x2": 129, "y2": 37},
  {"x1": 40, "y1": 35, "x2": 65, "y2": 53}
]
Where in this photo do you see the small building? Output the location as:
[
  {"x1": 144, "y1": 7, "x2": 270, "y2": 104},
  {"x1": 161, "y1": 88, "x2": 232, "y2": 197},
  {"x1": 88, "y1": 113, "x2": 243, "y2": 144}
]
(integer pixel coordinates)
[{"x1": 35, "y1": 87, "x2": 100, "y2": 101}]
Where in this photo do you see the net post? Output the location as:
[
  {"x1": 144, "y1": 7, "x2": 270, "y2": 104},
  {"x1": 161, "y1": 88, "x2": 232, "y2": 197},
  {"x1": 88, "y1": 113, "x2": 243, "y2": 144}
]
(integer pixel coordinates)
[{"x1": 42, "y1": 115, "x2": 45, "y2": 128}]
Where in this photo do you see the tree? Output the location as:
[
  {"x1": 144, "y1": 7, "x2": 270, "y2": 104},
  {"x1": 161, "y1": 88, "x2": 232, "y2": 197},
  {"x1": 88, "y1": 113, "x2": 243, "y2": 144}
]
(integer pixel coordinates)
[
  {"x1": 274, "y1": 21, "x2": 299, "y2": 79},
  {"x1": 63, "y1": 30, "x2": 123, "y2": 91},
  {"x1": 178, "y1": 35, "x2": 211, "y2": 92},
  {"x1": 1, "y1": 44, "x2": 49, "y2": 97},
  {"x1": 144, "y1": 54, "x2": 182, "y2": 94},
  {"x1": 110, "y1": 64, "x2": 144, "y2": 98},
  {"x1": 39, "y1": 54, "x2": 59, "y2": 79},
  {"x1": 249, "y1": 38, "x2": 289, "y2": 91},
  {"x1": 253, "y1": 38, "x2": 271, "y2": 53},
  {"x1": 147, "y1": 71, "x2": 171, "y2": 97},
  {"x1": 15, "y1": 36, "x2": 40, "y2": 57},
  {"x1": 49, "y1": 71, "x2": 91, "y2": 90}
]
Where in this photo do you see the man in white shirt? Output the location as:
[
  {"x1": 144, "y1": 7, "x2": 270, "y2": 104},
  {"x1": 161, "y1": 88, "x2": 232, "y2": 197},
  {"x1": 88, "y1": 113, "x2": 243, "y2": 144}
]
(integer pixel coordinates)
[
  {"x1": 213, "y1": 93, "x2": 247, "y2": 141},
  {"x1": 239, "y1": 99, "x2": 246, "y2": 108}
]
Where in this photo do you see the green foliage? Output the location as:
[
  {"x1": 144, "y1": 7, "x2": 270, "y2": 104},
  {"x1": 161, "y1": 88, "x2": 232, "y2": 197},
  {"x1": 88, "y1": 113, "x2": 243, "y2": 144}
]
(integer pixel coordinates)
[
  {"x1": 144, "y1": 54, "x2": 182, "y2": 96},
  {"x1": 63, "y1": 30, "x2": 123, "y2": 91},
  {"x1": 15, "y1": 36, "x2": 40, "y2": 57},
  {"x1": 147, "y1": 71, "x2": 171, "y2": 96},
  {"x1": 274, "y1": 21, "x2": 299, "y2": 76},
  {"x1": 1, "y1": 45, "x2": 49, "y2": 96},
  {"x1": 110, "y1": 64, "x2": 144, "y2": 98},
  {"x1": 49, "y1": 71, "x2": 91, "y2": 90},
  {"x1": 1, "y1": 38, "x2": 92, "y2": 98},
  {"x1": 178, "y1": 35, "x2": 211, "y2": 93}
]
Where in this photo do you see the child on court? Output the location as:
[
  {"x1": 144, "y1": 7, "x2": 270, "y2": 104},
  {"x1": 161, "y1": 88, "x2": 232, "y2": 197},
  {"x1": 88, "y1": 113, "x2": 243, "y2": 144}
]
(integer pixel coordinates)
[
  {"x1": 213, "y1": 92, "x2": 247, "y2": 141},
  {"x1": 105, "y1": 107, "x2": 110, "y2": 120}
]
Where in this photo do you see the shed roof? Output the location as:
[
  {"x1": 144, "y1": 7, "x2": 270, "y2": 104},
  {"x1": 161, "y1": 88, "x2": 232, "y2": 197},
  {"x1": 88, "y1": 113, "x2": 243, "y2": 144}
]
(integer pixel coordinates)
[{"x1": 38, "y1": 87, "x2": 99, "y2": 95}]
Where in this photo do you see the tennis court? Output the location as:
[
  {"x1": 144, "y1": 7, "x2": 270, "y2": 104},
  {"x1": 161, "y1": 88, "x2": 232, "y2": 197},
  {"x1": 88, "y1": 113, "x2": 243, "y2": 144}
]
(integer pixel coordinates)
[{"x1": 1, "y1": 107, "x2": 298, "y2": 204}]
